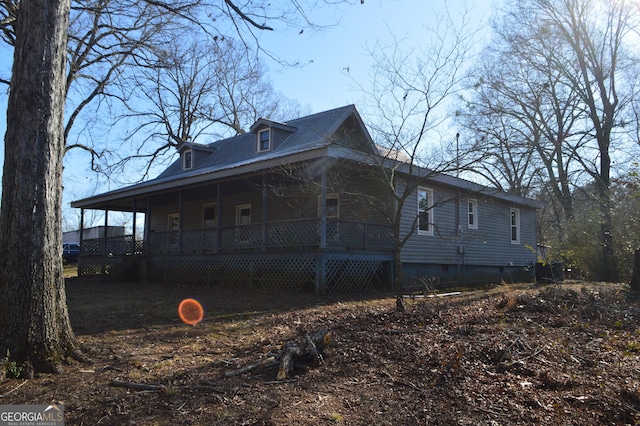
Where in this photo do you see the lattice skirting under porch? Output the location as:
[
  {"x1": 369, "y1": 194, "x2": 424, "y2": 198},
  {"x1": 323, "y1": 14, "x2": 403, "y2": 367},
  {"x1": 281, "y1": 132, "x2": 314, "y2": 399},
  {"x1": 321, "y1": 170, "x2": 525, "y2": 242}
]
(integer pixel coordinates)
[{"x1": 145, "y1": 251, "x2": 392, "y2": 294}]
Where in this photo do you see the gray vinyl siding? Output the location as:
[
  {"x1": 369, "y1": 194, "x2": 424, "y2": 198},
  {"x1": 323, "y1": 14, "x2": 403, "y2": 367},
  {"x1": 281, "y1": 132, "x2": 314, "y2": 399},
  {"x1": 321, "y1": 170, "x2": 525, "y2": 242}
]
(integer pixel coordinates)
[
  {"x1": 192, "y1": 149, "x2": 211, "y2": 169},
  {"x1": 400, "y1": 186, "x2": 537, "y2": 267},
  {"x1": 271, "y1": 128, "x2": 293, "y2": 151},
  {"x1": 146, "y1": 174, "x2": 392, "y2": 233},
  {"x1": 219, "y1": 191, "x2": 262, "y2": 227},
  {"x1": 149, "y1": 204, "x2": 178, "y2": 232}
]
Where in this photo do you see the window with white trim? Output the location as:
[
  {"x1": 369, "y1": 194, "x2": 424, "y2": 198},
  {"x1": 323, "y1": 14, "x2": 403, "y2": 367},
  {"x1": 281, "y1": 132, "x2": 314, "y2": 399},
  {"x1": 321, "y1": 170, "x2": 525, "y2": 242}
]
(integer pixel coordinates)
[
  {"x1": 510, "y1": 207, "x2": 520, "y2": 244},
  {"x1": 236, "y1": 204, "x2": 252, "y2": 226},
  {"x1": 203, "y1": 204, "x2": 217, "y2": 228},
  {"x1": 167, "y1": 213, "x2": 179, "y2": 247},
  {"x1": 468, "y1": 199, "x2": 478, "y2": 229},
  {"x1": 168, "y1": 213, "x2": 179, "y2": 231},
  {"x1": 318, "y1": 194, "x2": 340, "y2": 219},
  {"x1": 318, "y1": 194, "x2": 340, "y2": 241},
  {"x1": 182, "y1": 150, "x2": 193, "y2": 170},
  {"x1": 418, "y1": 187, "x2": 433, "y2": 236},
  {"x1": 258, "y1": 129, "x2": 271, "y2": 152}
]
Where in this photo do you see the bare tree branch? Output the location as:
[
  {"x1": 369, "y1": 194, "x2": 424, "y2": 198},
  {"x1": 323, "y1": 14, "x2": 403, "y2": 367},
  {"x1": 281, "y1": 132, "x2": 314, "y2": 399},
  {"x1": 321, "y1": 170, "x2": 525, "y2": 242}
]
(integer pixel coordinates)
[{"x1": 224, "y1": 0, "x2": 273, "y2": 31}]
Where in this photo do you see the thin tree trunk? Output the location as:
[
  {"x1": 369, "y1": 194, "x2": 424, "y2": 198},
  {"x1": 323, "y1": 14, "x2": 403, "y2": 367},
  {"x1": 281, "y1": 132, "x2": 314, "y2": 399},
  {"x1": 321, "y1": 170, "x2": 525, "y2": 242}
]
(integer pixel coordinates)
[
  {"x1": 597, "y1": 151, "x2": 619, "y2": 283},
  {"x1": 0, "y1": 0, "x2": 77, "y2": 376},
  {"x1": 394, "y1": 245, "x2": 405, "y2": 312},
  {"x1": 630, "y1": 249, "x2": 640, "y2": 293}
]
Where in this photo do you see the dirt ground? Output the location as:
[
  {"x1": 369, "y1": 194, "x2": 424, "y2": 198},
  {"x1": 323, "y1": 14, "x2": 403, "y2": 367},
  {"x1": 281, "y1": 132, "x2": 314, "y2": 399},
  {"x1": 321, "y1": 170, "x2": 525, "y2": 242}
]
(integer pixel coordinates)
[{"x1": 1, "y1": 279, "x2": 639, "y2": 425}]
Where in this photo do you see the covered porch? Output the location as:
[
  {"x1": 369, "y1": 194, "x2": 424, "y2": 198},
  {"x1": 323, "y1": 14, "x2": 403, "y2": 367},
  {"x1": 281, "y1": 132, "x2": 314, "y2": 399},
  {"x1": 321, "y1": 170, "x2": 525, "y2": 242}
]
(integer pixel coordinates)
[{"x1": 73, "y1": 160, "x2": 396, "y2": 294}]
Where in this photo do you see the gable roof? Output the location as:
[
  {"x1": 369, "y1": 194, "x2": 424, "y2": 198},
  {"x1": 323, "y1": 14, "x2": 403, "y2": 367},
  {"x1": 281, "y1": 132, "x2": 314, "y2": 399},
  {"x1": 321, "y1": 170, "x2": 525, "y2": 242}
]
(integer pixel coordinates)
[
  {"x1": 72, "y1": 105, "x2": 376, "y2": 209},
  {"x1": 155, "y1": 104, "x2": 371, "y2": 181},
  {"x1": 71, "y1": 104, "x2": 541, "y2": 211}
]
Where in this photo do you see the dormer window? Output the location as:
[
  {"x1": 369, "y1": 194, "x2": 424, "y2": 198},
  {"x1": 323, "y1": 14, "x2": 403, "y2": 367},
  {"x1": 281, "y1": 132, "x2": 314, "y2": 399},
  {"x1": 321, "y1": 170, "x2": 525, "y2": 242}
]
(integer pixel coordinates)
[
  {"x1": 258, "y1": 129, "x2": 271, "y2": 152},
  {"x1": 183, "y1": 150, "x2": 193, "y2": 170}
]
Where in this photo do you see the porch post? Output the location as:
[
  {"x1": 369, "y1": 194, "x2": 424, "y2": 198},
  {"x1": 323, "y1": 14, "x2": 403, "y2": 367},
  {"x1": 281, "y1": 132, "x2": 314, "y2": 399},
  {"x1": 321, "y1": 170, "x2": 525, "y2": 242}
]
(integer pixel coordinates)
[
  {"x1": 178, "y1": 190, "x2": 183, "y2": 251},
  {"x1": 316, "y1": 164, "x2": 328, "y2": 294},
  {"x1": 216, "y1": 183, "x2": 221, "y2": 252},
  {"x1": 261, "y1": 176, "x2": 267, "y2": 251},
  {"x1": 315, "y1": 252, "x2": 326, "y2": 295},
  {"x1": 103, "y1": 207, "x2": 109, "y2": 257},
  {"x1": 145, "y1": 197, "x2": 151, "y2": 254},
  {"x1": 79, "y1": 208, "x2": 84, "y2": 248},
  {"x1": 132, "y1": 198, "x2": 137, "y2": 254},
  {"x1": 319, "y1": 167, "x2": 327, "y2": 250}
]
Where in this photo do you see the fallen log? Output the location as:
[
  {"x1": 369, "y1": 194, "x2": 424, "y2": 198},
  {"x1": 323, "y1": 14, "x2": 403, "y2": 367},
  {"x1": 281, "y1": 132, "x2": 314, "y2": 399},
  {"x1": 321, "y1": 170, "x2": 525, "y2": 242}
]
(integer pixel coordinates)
[{"x1": 226, "y1": 328, "x2": 331, "y2": 381}]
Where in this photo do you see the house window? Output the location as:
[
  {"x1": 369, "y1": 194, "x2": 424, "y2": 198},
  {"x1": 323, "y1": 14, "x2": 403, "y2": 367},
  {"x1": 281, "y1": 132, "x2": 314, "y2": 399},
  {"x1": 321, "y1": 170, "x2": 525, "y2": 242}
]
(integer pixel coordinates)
[
  {"x1": 418, "y1": 187, "x2": 433, "y2": 236},
  {"x1": 167, "y1": 213, "x2": 179, "y2": 247},
  {"x1": 258, "y1": 129, "x2": 271, "y2": 152},
  {"x1": 510, "y1": 208, "x2": 520, "y2": 244},
  {"x1": 168, "y1": 213, "x2": 179, "y2": 231},
  {"x1": 203, "y1": 204, "x2": 217, "y2": 228},
  {"x1": 318, "y1": 194, "x2": 340, "y2": 241},
  {"x1": 318, "y1": 194, "x2": 340, "y2": 218},
  {"x1": 183, "y1": 150, "x2": 193, "y2": 170},
  {"x1": 236, "y1": 204, "x2": 251, "y2": 225},
  {"x1": 468, "y1": 199, "x2": 478, "y2": 229}
]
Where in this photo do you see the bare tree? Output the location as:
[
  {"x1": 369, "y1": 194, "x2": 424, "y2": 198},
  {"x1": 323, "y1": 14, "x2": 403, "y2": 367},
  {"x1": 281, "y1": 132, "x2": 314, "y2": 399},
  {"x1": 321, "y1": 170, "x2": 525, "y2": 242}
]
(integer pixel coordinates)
[
  {"x1": 465, "y1": 0, "x2": 640, "y2": 282},
  {"x1": 106, "y1": 36, "x2": 307, "y2": 181},
  {"x1": 1, "y1": 0, "x2": 354, "y2": 166},
  {"x1": 0, "y1": 0, "x2": 81, "y2": 377},
  {"x1": 458, "y1": 10, "x2": 588, "y2": 241},
  {"x1": 352, "y1": 6, "x2": 481, "y2": 310},
  {"x1": 0, "y1": 0, "x2": 355, "y2": 376}
]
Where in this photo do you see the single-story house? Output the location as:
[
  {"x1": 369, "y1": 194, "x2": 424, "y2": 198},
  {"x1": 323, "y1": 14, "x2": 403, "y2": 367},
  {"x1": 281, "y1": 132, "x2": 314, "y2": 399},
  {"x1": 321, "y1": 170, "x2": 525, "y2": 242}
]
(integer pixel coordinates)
[{"x1": 71, "y1": 105, "x2": 541, "y2": 293}]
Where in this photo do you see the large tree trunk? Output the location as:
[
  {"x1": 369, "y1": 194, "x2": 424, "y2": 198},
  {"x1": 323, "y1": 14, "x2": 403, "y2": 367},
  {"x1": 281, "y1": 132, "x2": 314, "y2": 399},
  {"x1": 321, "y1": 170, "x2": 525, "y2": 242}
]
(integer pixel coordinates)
[{"x1": 0, "y1": 0, "x2": 77, "y2": 376}]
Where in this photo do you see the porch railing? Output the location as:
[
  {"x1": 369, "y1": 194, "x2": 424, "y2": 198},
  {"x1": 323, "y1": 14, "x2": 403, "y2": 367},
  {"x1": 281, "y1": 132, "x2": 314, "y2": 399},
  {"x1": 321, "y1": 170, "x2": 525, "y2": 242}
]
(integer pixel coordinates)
[
  {"x1": 80, "y1": 219, "x2": 393, "y2": 256},
  {"x1": 80, "y1": 234, "x2": 143, "y2": 256}
]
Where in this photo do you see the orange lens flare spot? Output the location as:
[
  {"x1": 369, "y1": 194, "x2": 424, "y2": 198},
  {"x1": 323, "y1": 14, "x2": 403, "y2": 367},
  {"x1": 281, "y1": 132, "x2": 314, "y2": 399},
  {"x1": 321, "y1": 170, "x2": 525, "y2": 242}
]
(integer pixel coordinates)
[{"x1": 178, "y1": 298, "x2": 204, "y2": 325}]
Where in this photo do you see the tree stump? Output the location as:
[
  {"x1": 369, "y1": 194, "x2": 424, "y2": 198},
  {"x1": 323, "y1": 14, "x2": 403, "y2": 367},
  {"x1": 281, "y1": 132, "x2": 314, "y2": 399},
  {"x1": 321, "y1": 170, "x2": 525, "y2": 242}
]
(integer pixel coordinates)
[
  {"x1": 225, "y1": 328, "x2": 331, "y2": 380},
  {"x1": 277, "y1": 328, "x2": 331, "y2": 380}
]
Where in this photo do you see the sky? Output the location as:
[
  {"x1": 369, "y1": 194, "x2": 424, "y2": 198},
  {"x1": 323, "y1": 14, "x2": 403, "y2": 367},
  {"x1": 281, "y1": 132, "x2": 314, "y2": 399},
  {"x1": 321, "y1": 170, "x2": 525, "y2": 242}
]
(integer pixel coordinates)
[
  {"x1": 0, "y1": 0, "x2": 495, "y2": 230},
  {"x1": 262, "y1": 0, "x2": 491, "y2": 112}
]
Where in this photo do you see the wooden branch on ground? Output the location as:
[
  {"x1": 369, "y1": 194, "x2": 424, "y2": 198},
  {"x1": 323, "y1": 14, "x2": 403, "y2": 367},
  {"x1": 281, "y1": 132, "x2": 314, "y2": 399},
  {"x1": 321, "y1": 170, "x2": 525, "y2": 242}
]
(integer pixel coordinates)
[
  {"x1": 226, "y1": 328, "x2": 331, "y2": 381},
  {"x1": 224, "y1": 356, "x2": 278, "y2": 377},
  {"x1": 109, "y1": 380, "x2": 163, "y2": 391}
]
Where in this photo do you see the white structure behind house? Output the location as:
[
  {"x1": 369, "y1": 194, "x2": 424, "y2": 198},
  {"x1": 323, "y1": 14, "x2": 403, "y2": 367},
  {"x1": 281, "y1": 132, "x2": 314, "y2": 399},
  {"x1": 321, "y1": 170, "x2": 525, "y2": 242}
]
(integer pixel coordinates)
[{"x1": 63, "y1": 226, "x2": 125, "y2": 243}]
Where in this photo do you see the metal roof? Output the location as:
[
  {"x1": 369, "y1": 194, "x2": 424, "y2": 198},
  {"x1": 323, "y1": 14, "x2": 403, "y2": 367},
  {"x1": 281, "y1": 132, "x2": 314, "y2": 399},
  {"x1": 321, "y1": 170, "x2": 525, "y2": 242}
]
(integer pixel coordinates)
[
  {"x1": 71, "y1": 105, "x2": 367, "y2": 209},
  {"x1": 71, "y1": 104, "x2": 541, "y2": 211}
]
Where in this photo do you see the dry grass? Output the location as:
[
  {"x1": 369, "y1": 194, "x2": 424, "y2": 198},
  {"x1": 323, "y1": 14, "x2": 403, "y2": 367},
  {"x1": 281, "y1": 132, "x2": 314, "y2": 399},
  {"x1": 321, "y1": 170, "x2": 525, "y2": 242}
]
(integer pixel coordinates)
[{"x1": 1, "y1": 279, "x2": 639, "y2": 425}]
